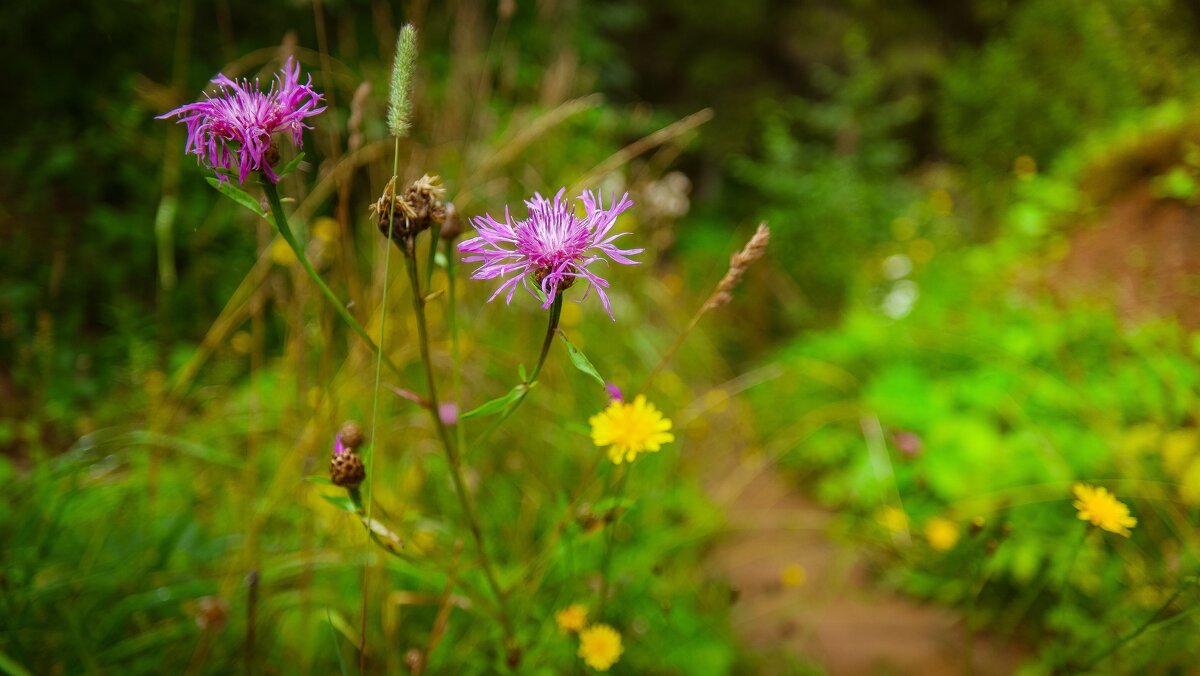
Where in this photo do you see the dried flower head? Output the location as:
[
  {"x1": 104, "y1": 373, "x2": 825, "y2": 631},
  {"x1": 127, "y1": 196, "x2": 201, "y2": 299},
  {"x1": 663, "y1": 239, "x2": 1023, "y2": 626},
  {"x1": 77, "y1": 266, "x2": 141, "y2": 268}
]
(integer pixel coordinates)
[
  {"x1": 373, "y1": 174, "x2": 447, "y2": 247},
  {"x1": 589, "y1": 395, "x2": 674, "y2": 464},
  {"x1": 157, "y1": 57, "x2": 325, "y2": 184},
  {"x1": 458, "y1": 189, "x2": 641, "y2": 319},
  {"x1": 705, "y1": 222, "x2": 770, "y2": 311},
  {"x1": 330, "y1": 448, "x2": 366, "y2": 488},
  {"x1": 577, "y1": 624, "x2": 623, "y2": 671},
  {"x1": 1073, "y1": 483, "x2": 1137, "y2": 537}
]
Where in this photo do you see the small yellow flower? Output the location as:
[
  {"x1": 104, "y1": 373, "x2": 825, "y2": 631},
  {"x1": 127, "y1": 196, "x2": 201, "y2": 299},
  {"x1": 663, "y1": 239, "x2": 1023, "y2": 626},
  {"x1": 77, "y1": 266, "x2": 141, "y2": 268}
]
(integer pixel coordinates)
[
  {"x1": 578, "y1": 624, "x2": 623, "y2": 671},
  {"x1": 312, "y1": 216, "x2": 339, "y2": 243},
  {"x1": 269, "y1": 238, "x2": 297, "y2": 266},
  {"x1": 780, "y1": 563, "x2": 807, "y2": 588},
  {"x1": 1073, "y1": 483, "x2": 1137, "y2": 537},
  {"x1": 589, "y1": 395, "x2": 674, "y2": 464},
  {"x1": 555, "y1": 604, "x2": 588, "y2": 633},
  {"x1": 879, "y1": 506, "x2": 910, "y2": 534},
  {"x1": 924, "y1": 517, "x2": 960, "y2": 552}
]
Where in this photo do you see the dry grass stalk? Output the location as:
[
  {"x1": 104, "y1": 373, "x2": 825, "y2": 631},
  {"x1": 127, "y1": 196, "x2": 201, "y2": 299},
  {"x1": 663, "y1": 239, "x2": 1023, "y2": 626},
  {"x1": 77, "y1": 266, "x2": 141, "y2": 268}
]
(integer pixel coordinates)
[
  {"x1": 347, "y1": 81, "x2": 371, "y2": 154},
  {"x1": 705, "y1": 222, "x2": 771, "y2": 311},
  {"x1": 642, "y1": 222, "x2": 771, "y2": 392}
]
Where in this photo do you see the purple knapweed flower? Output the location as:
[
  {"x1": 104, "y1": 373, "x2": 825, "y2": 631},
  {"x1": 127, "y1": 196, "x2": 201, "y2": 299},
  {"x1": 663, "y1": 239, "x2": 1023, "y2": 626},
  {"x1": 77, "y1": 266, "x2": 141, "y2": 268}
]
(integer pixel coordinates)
[
  {"x1": 333, "y1": 434, "x2": 348, "y2": 456},
  {"x1": 605, "y1": 382, "x2": 624, "y2": 402},
  {"x1": 458, "y1": 189, "x2": 641, "y2": 319},
  {"x1": 157, "y1": 57, "x2": 325, "y2": 184}
]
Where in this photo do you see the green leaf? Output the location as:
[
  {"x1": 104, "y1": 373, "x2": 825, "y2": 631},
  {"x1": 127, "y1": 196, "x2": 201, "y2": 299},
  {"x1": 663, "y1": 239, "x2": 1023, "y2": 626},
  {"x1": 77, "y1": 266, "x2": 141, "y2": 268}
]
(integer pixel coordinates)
[
  {"x1": 277, "y1": 152, "x2": 306, "y2": 178},
  {"x1": 461, "y1": 383, "x2": 531, "y2": 419},
  {"x1": 517, "y1": 363, "x2": 528, "y2": 381},
  {"x1": 558, "y1": 332, "x2": 605, "y2": 387},
  {"x1": 327, "y1": 611, "x2": 350, "y2": 676},
  {"x1": 206, "y1": 177, "x2": 266, "y2": 217},
  {"x1": 593, "y1": 496, "x2": 636, "y2": 513},
  {"x1": 320, "y1": 493, "x2": 358, "y2": 514},
  {"x1": 0, "y1": 651, "x2": 33, "y2": 676}
]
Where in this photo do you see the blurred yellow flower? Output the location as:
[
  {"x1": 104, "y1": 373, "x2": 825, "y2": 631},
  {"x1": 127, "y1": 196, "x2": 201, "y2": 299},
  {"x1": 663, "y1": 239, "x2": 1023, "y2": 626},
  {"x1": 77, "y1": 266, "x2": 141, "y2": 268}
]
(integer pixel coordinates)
[
  {"x1": 590, "y1": 395, "x2": 674, "y2": 464},
  {"x1": 555, "y1": 604, "x2": 588, "y2": 633},
  {"x1": 1072, "y1": 483, "x2": 1137, "y2": 537},
  {"x1": 924, "y1": 517, "x2": 960, "y2": 552},
  {"x1": 578, "y1": 624, "x2": 623, "y2": 671},
  {"x1": 1013, "y1": 154, "x2": 1038, "y2": 180},
  {"x1": 930, "y1": 189, "x2": 954, "y2": 216},
  {"x1": 269, "y1": 238, "x2": 297, "y2": 266},
  {"x1": 312, "y1": 216, "x2": 339, "y2": 243},
  {"x1": 780, "y1": 563, "x2": 807, "y2": 588},
  {"x1": 879, "y1": 506, "x2": 910, "y2": 534}
]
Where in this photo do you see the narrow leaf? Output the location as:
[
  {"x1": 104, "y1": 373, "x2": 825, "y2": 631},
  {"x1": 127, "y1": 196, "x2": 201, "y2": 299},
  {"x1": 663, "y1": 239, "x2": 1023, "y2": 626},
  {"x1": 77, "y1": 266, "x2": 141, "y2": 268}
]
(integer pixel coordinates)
[
  {"x1": 320, "y1": 493, "x2": 358, "y2": 514},
  {"x1": 277, "y1": 152, "x2": 306, "y2": 178},
  {"x1": 0, "y1": 651, "x2": 33, "y2": 676},
  {"x1": 326, "y1": 611, "x2": 350, "y2": 676},
  {"x1": 206, "y1": 177, "x2": 265, "y2": 217},
  {"x1": 558, "y1": 332, "x2": 605, "y2": 387},
  {"x1": 461, "y1": 383, "x2": 530, "y2": 419}
]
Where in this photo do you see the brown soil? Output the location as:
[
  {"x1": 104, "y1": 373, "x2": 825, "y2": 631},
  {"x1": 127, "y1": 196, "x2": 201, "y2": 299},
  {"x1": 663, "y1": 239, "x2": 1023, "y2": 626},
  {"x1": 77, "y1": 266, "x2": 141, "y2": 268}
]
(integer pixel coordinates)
[
  {"x1": 1049, "y1": 186, "x2": 1200, "y2": 328},
  {"x1": 706, "y1": 466, "x2": 1023, "y2": 675}
]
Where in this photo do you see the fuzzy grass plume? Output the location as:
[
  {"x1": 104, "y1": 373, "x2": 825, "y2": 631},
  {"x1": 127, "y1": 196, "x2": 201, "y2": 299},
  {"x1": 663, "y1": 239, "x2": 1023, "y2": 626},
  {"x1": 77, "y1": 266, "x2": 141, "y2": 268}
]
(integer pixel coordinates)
[{"x1": 388, "y1": 24, "x2": 418, "y2": 138}]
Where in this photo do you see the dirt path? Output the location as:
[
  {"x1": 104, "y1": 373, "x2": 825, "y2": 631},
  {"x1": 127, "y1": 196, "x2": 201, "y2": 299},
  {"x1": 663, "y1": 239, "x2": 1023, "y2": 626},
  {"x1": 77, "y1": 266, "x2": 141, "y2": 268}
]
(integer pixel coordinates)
[{"x1": 698, "y1": 401, "x2": 1024, "y2": 674}]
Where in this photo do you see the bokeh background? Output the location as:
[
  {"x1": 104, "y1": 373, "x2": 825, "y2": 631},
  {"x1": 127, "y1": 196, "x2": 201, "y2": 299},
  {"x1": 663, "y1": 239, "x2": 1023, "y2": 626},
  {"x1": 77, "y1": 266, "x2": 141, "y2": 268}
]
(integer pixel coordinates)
[{"x1": 5, "y1": 0, "x2": 1200, "y2": 673}]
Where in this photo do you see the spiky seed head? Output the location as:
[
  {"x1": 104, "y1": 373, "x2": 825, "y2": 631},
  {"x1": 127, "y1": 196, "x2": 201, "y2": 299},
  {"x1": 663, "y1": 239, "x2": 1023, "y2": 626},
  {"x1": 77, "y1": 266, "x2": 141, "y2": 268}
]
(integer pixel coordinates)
[{"x1": 387, "y1": 24, "x2": 418, "y2": 138}]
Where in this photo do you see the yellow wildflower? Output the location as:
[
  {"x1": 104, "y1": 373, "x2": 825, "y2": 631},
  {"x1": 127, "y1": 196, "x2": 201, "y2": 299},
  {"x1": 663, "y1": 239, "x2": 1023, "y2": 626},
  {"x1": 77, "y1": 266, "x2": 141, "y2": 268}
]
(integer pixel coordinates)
[
  {"x1": 578, "y1": 624, "x2": 623, "y2": 671},
  {"x1": 589, "y1": 395, "x2": 674, "y2": 464},
  {"x1": 924, "y1": 517, "x2": 960, "y2": 552},
  {"x1": 269, "y1": 238, "x2": 297, "y2": 266},
  {"x1": 780, "y1": 563, "x2": 807, "y2": 588},
  {"x1": 879, "y1": 506, "x2": 910, "y2": 534},
  {"x1": 1072, "y1": 483, "x2": 1137, "y2": 537},
  {"x1": 555, "y1": 604, "x2": 588, "y2": 633}
]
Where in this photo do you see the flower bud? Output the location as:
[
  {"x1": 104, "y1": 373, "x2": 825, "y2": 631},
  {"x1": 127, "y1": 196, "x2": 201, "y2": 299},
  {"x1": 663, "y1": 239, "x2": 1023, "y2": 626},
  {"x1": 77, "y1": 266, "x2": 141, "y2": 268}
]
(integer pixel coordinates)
[
  {"x1": 338, "y1": 421, "x2": 366, "y2": 450},
  {"x1": 440, "y1": 202, "x2": 464, "y2": 240}
]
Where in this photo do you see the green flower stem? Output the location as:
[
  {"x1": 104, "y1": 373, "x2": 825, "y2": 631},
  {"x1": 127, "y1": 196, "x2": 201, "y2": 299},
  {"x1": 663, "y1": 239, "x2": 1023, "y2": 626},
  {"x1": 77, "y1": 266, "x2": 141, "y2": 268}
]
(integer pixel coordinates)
[
  {"x1": 445, "y1": 239, "x2": 469, "y2": 466},
  {"x1": 472, "y1": 295, "x2": 564, "y2": 448},
  {"x1": 1080, "y1": 584, "x2": 1190, "y2": 671},
  {"x1": 597, "y1": 467, "x2": 628, "y2": 617},
  {"x1": 260, "y1": 180, "x2": 405, "y2": 381},
  {"x1": 401, "y1": 247, "x2": 515, "y2": 648}
]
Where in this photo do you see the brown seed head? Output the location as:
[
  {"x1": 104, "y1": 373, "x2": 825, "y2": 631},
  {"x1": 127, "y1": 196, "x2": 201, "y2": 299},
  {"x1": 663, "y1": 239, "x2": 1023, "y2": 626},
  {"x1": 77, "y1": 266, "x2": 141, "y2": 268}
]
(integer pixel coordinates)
[
  {"x1": 372, "y1": 174, "x2": 448, "y2": 247},
  {"x1": 705, "y1": 222, "x2": 770, "y2": 311},
  {"x1": 330, "y1": 451, "x2": 366, "y2": 488}
]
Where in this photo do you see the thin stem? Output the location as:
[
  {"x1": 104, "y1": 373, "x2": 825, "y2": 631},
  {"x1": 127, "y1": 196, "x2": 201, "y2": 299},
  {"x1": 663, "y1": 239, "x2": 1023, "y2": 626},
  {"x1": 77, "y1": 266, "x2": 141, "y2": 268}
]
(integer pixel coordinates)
[
  {"x1": 472, "y1": 295, "x2": 563, "y2": 447},
  {"x1": 1080, "y1": 585, "x2": 1188, "y2": 671},
  {"x1": 639, "y1": 291, "x2": 713, "y2": 395},
  {"x1": 597, "y1": 468, "x2": 628, "y2": 618},
  {"x1": 401, "y1": 247, "x2": 515, "y2": 647},
  {"x1": 360, "y1": 135, "x2": 400, "y2": 676},
  {"x1": 261, "y1": 180, "x2": 406, "y2": 382},
  {"x1": 445, "y1": 239, "x2": 469, "y2": 467}
]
